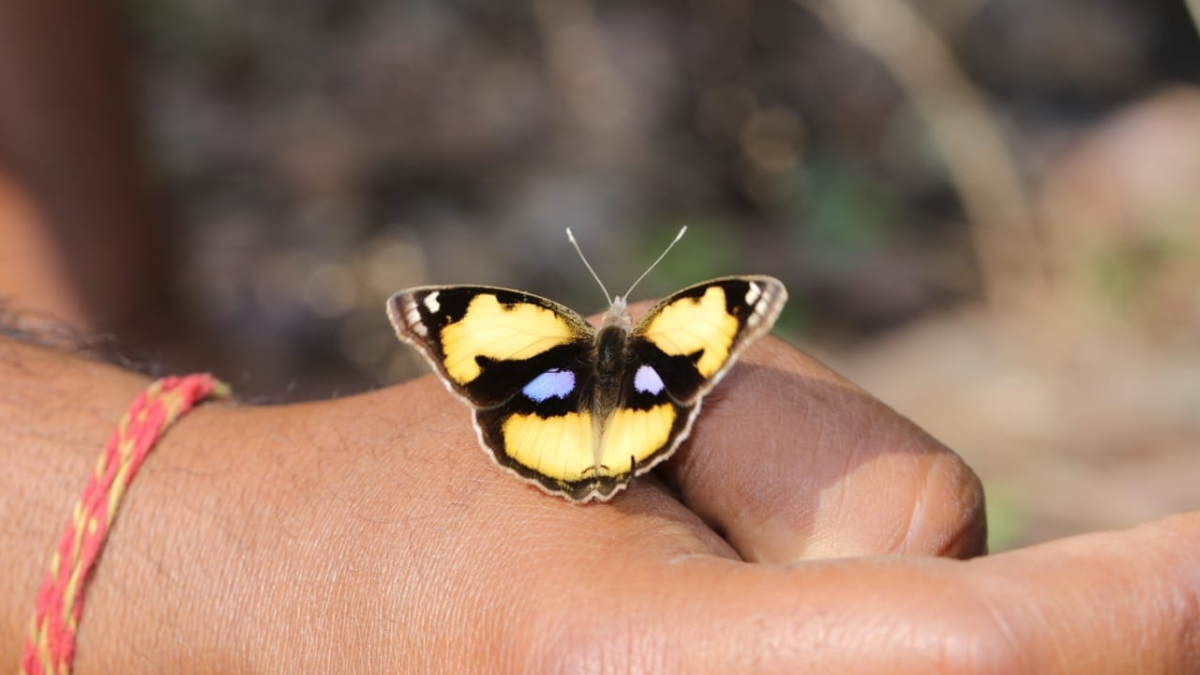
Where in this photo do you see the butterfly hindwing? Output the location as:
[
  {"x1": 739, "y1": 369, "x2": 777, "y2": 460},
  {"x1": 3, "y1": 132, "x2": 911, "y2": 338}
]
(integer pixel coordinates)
[
  {"x1": 475, "y1": 356, "x2": 692, "y2": 502},
  {"x1": 473, "y1": 359, "x2": 596, "y2": 500},
  {"x1": 387, "y1": 285, "x2": 594, "y2": 408},
  {"x1": 588, "y1": 359, "x2": 693, "y2": 498}
]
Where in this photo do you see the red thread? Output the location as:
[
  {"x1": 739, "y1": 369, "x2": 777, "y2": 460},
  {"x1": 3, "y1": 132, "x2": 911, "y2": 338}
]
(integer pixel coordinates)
[{"x1": 20, "y1": 374, "x2": 230, "y2": 675}]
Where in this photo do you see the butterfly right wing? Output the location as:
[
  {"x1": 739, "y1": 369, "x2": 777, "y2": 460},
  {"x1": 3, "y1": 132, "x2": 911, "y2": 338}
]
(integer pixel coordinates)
[{"x1": 389, "y1": 285, "x2": 613, "y2": 500}]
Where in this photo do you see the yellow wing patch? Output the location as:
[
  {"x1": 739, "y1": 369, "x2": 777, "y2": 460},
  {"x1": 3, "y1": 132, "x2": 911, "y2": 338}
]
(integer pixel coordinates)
[
  {"x1": 503, "y1": 412, "x2": 595, "y2": 482},
  {"x1": 642, "y1": 286, "x2": 738, "y2": 378},
  {"x1": 501, "y1": 404, "x2": 678, "y2": 483},
  {"x1": 440, "y1": 294, "x2": 578, "y2": 384},
  {"x1": 596, "y1": 404, "x2": 677, "y2": 473}
]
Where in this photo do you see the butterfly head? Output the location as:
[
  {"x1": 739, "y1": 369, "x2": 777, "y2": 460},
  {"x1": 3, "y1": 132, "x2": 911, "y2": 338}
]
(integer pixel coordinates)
[
  {"x1": 567, "y1": 226, "x2": 687, "y2": 333},
  {"x1": 601, "y1": 295, "x2": 632, "y2": 331}
]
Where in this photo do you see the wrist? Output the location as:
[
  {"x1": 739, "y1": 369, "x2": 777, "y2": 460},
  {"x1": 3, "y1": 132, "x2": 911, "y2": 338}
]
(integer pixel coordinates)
[
  {"x1": 0, "y1": 338, "x2": 150, "y2": 662},
  {"x1": 68, "y1": 397, "x2": 248, "y2": 673},
  {"x1": 0, "y1": 337, "x2": 248, "y2": 671},
  {"x1": 72, "y1": 391, "x2": 398, "y2": 673}
]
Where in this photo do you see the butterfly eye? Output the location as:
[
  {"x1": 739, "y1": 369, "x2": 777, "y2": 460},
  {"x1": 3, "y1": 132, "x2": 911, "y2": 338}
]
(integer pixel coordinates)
[
  {"x1": 522, "y1": 369, "x2": 576, "y2": 402},
  {"x1": 633, "y1": 364, "x2": 665, "y2": 395}
]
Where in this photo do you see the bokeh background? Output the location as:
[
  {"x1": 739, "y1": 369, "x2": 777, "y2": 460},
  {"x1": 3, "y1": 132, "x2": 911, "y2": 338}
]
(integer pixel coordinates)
[{"x1": 11, "y1": 0, "x2": 1200, "y2": 550}]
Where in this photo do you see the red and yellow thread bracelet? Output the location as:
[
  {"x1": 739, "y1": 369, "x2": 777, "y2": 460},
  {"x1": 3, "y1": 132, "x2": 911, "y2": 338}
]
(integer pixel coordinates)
[{"x1": 20, "y1": 374, "x2": 231, "y2": 675}]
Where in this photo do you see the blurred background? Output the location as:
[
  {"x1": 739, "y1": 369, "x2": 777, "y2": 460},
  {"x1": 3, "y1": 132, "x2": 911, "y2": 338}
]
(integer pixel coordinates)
[{"x1": 1, "y1": 0, "x2": 1198, "y2": 550}]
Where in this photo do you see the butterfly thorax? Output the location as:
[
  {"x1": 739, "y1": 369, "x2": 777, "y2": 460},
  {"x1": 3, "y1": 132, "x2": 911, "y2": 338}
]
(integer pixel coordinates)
[
  {"x1": 594, "y1": 324, "x2": 627, "y2": 381},
  {"x1": 594, "y1": 296, "x2": 633, "y2": 405}
]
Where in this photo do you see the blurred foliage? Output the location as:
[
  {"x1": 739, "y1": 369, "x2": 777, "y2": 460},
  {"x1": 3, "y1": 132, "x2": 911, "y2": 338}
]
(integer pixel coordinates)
[
  {"x1": 802, "y1": 156, "x2": 893, "y2": 254},
  {"x1": 982, "y1": 484, "x2": 1026, "y2": 553},
  {"x1": 639, "y1": 218, "x2": 740, "y2": 292},
  {"x1": 113, "y1": 0, "x2": 1200, "y2": 395}
]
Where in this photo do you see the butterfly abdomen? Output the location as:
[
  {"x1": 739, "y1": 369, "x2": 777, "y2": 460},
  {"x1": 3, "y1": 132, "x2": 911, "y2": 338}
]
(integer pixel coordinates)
[{"x1": 587, "y1": 323, "x2": 639, "y2": 473}]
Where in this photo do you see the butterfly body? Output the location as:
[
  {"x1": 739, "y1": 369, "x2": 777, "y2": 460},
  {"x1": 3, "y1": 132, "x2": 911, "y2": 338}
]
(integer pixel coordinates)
[{"x1": 388, "y1": 275, "x2": 786, "y2": 502}]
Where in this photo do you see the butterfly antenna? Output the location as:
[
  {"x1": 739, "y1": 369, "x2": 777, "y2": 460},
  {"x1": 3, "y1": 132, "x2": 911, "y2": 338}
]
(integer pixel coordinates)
[
  {"x1": 566, "y1": 228, "x2": 613, "y2": 304},
  {"x1": 623, "y1": 226, "x2": 687, "y2": 300}
]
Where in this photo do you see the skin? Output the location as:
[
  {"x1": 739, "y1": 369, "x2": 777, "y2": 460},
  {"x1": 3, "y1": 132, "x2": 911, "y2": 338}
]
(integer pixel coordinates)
[{"x1": 1, "y1": 324, "x2": 1198, "y2": 673}]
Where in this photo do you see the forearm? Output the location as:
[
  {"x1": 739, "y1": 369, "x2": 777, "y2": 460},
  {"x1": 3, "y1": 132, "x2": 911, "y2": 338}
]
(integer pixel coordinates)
[
  {"x1": 0, "y1": 0, "x2": 170, "y2": 341},
  {"x1": 0, "y1": 334, "x2": 420, "y2": 673}
]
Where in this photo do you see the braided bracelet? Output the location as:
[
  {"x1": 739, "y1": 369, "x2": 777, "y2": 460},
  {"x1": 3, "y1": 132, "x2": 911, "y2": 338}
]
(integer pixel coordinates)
[{"x1": 20, "y1": 374, "x2": 231, "y2": 675}]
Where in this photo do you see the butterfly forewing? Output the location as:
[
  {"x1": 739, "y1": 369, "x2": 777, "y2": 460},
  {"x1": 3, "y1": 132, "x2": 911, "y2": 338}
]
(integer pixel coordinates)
[
  {"x1": 387, "y1": 286, "x2": 594, "y2": 408},
  {"x1": 630, "y1": 276, "x2": 787, "y2": 405}
]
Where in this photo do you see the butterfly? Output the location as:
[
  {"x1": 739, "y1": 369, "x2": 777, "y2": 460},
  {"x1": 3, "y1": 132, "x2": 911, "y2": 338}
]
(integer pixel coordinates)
[{"x1": 386, "y1": 228, "x2": 787, "y2": 502}]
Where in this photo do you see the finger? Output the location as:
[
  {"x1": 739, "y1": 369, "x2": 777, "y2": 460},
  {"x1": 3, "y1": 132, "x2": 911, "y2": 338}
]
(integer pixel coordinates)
[
  {"x1": 615, "y1": 299, "x2": 984, "y2": 562},
  {"x1": 658, "y1": 333, "x2": 985, "y2": 562},
  {"x1": 529, "y1": 512, "x2": 1200, "y2": 674}
]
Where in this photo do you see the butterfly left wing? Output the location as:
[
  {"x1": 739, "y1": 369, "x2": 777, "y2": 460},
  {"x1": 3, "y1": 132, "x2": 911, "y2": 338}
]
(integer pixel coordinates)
[
  {"x1": 386, "y1": 285, "x2": 594, "y2": 409},
  {"x1": 557, "y1": 276, "x2": 787, "y2": 502}
]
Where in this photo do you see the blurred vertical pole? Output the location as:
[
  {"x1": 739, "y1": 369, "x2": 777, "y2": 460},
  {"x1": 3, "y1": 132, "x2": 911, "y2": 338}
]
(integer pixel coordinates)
[
  {"x1": 0, "y1": 0, "x2": 178, "y2": 347},
  {"x1": 792, "y1": 0, "x2": 1044, "y2": 314},
  {"x1": 1186, "y1": 0, "x2": 1200, "y2": 36}
]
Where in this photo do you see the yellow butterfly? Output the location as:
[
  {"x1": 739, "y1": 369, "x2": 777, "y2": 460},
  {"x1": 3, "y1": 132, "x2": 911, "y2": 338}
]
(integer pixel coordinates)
[{"x1": 387, "y1": 229, "x2": 786, "y2": 502}]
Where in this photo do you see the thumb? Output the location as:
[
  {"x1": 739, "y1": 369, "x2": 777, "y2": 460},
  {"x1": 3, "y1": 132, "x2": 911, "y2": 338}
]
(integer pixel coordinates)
[{"x1": 528, "y1": 512, "x2": 1200, "y2": 674}]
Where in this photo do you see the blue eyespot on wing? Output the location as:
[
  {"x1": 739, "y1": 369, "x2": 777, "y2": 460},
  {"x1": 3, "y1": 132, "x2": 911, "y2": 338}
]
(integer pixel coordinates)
[
  {"x1": 633, "y1": 364, "x2": 665, "y2": 395},
  {"x1": 522, "y1": 368, "x2": 577, "y2": 402}
]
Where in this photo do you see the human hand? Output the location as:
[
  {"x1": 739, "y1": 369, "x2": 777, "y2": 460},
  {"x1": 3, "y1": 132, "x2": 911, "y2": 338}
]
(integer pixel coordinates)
[{"x1": 52, "y1": 330, "x2": 1195, "y2": 673}]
